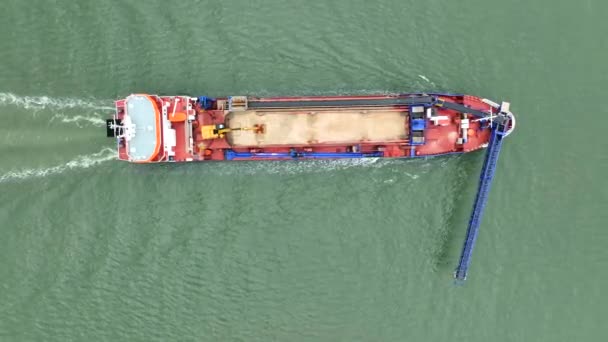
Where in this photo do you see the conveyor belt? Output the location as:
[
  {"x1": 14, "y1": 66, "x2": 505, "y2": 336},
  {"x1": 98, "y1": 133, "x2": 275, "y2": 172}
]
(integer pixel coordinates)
[
  {"x1": 247, "y1": 96, "x2": 434, "y2": 109},
  {"x1": 435, "y1": 99, "x2": 489, "y2": 118},
  {"x1": 454, "y1": 116, "x2": 510, "y2": 282}
]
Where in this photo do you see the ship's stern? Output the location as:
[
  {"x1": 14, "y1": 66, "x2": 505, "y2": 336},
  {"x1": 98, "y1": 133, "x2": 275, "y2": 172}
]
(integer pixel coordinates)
[{"x1": 106, "y1": 95, "x2": 163, "y2": 162}]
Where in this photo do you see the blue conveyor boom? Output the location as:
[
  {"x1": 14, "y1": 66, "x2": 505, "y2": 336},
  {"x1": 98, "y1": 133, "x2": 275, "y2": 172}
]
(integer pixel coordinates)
[
  {"x1": 454, "y1": 115, "x2": 511, "y2": 282},
  {"x1": 225, "y1": 150, "x2": 383, "y2": 160}
]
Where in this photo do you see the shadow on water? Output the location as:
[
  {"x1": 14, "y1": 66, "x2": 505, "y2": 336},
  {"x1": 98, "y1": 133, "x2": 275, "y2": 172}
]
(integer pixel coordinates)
[
  {"x1": 430, "y1": 152, "x2": 484, "y2": 273},
  {"x1": 104, "y1": 151, "x2": 486, "y2": 277}
]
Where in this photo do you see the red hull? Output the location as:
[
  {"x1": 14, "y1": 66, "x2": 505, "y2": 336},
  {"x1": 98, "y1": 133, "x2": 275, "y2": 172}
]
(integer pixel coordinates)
[{"x1": 108, "y1": 93, "x2": 496, "y2": 163}]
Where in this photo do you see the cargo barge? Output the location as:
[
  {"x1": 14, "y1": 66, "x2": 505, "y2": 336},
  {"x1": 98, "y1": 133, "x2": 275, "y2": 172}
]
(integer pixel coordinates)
[
  {"x1": 106, "y1": 92, "x2": 515, "y2": 283},
  {"x1": 106, "y1": 93, "x2": 513, "y2": 163}
]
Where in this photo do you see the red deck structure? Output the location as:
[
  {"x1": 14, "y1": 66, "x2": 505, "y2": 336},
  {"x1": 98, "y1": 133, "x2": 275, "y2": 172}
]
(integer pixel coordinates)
[{"x1": 107, "y1": 93, "x2": 501, "y2": 163}]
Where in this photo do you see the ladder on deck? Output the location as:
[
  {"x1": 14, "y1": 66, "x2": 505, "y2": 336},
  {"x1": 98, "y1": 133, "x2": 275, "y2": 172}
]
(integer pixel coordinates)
[{"x1": 454, "y1": 116, "x2": 510, "y2": 282}]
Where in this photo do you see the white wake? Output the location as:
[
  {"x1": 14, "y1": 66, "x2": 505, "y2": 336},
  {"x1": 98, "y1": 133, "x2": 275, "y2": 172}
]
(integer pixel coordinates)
[
  {"x1": 0, "y1": 92, "x2": 114, "y2": 111},
  {"x1": 0, "y1": 148, "x2": 116, "y2": 184},
  {"x1": 50, "y1": 113, "x2": 107, "y2": 127}
]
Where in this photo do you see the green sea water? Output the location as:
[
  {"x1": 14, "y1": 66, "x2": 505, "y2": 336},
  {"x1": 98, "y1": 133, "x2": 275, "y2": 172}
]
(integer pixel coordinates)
[{"x1": 1, "y1": 0, "x2": 607, "y2": 341}]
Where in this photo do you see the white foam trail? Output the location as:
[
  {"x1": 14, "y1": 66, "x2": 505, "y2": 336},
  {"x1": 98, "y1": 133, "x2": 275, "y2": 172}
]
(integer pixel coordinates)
[
  {"x1": 235, "y1": 157, "x2": 386, "y2": 175},
  {"x1": 50, "y1": 113, "x2": 107, "y2": 127},
  {"x1": 0, "y1": 92, "x2": 114, "y2": 111},
  {"x1": 418, "y1": 75, "x2": 430, "y2": 82},
  {"x1": 0, "y1": 148, "x2": 116, "y2": 184},
  {"x1": 201, "y1": 157, "x2": 424, "y2": 180}
]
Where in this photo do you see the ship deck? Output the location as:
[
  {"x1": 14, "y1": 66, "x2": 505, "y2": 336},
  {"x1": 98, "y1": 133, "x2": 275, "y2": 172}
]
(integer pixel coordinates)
[
  {"x1": 225, "y1": 107, "x2": 408, "y2": 146},
  {"x1": 112, "y1": 93, "x2": 496, "y2": 162}
]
